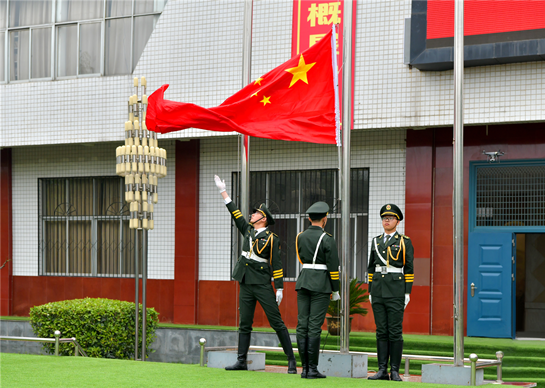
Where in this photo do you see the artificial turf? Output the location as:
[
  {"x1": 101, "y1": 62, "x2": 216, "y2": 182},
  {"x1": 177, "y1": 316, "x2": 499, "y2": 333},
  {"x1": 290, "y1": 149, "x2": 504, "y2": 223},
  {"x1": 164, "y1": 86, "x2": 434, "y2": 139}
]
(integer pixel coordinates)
[{"x1": 0, "y1": 352, "x2": 477, "y2": 388}]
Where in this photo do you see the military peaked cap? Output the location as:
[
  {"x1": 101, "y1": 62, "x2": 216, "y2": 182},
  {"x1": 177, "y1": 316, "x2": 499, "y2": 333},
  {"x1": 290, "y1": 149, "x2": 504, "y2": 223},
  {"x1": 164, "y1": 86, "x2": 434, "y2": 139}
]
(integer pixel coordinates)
[
  {"x1": 306, "y1": 201, "x2": 329, "y2": 219},
  {"x1": 253, "y1": 203, "x2": 275, "y2": 225},
  {"x1": 380, "y1": 203, "x2": 403, "y2": 221}
]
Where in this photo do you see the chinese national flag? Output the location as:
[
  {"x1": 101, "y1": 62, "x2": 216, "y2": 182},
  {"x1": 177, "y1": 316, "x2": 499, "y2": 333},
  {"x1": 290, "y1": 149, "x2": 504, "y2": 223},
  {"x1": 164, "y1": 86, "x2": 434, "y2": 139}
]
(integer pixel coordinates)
[{"x1": 147, "y1": 28, "x2": 340, "y2": 145}]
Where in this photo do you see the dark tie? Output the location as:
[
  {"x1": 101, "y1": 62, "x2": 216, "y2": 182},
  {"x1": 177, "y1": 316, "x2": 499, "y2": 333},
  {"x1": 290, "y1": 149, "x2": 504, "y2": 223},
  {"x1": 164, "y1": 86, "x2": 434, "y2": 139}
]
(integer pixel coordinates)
[{"x1": 384, "y1": 235, "x2": 391, "y2": 244}]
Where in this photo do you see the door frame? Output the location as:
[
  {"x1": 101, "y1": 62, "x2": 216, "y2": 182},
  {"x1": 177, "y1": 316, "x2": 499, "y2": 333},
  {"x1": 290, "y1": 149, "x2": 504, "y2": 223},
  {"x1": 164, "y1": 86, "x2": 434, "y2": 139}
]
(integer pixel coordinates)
[{"x1": 469, "y1": 159, "x2": 545, "y2": 337}]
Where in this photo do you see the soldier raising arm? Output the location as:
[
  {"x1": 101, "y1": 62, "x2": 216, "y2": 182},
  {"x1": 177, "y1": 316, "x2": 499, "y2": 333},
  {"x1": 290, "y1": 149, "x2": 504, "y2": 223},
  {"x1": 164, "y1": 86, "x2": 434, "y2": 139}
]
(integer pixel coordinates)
[{"x1": 214, "y1": 175, "x2": 296, "y2": 374}]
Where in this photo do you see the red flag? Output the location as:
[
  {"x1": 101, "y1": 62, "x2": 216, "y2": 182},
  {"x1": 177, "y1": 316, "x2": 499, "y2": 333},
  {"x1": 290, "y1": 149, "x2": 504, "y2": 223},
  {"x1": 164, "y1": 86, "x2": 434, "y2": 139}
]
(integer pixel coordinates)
[{"x1": 147, "y1": 27, "x2": 340, "y2": 145}]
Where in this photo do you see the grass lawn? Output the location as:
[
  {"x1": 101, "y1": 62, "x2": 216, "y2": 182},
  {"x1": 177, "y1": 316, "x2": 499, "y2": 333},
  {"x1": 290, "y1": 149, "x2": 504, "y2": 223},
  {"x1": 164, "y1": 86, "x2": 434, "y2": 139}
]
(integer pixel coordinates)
[{"x1": 1, "y1": 353, "x2": 467, "y2": 388}]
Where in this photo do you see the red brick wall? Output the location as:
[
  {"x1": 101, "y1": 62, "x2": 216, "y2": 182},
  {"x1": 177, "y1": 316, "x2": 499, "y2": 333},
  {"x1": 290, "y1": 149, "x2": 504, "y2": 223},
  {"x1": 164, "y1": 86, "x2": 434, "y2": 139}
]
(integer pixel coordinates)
[
  {"x1": 0, "y1": 148, "x2": 13, "y2": 316},
  {"x1": 173, "y1": 140, "x2": 200, "y2": 323}
]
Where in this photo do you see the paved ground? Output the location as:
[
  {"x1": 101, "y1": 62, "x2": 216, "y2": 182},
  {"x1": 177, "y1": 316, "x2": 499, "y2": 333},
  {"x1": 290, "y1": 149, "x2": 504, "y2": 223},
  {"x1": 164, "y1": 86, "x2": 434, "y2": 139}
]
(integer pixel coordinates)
[
  {"x1": 262, "y1": 365, "x2": 422, "y2": 381},
  {"x1": 262, "y1": 366, "x2": 536, "y2": 386}
]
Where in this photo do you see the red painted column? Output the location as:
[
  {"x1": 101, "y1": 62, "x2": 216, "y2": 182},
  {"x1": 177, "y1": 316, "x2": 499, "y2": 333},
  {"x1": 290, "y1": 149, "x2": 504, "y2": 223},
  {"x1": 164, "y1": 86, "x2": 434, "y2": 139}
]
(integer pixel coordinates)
[
  {"x1": 173, "y1": 140, "x2": 200, "y2": 323},
  {"x1": 404, "y1": 129, "x2": 434, "y2": 334},
  {"x1": 0, "y1": 148, "x2": 13, "y2": 316}
]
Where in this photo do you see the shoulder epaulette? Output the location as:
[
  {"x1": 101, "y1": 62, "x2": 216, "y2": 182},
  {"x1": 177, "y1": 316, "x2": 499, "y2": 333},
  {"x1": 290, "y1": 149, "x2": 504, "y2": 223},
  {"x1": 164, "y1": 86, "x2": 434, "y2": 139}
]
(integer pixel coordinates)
[
  {"x1": 272, "y1": 232, "x2": 278, "y2": 238},
  {"x1": 377, "y1": 234, "x2": 383, "y2": 239},
  {"x1": 326, "y1": 232, "x2": 333, "y2": 237},
  {"x1": 403, "y1": 235, "x2": 410, "y2": 239}
]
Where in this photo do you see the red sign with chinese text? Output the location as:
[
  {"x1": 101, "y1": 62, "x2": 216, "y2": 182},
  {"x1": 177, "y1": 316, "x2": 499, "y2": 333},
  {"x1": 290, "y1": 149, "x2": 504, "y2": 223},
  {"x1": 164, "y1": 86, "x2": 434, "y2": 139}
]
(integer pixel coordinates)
[{"x1": 292, "y1": 0, "x2": 357, "y2": 129}]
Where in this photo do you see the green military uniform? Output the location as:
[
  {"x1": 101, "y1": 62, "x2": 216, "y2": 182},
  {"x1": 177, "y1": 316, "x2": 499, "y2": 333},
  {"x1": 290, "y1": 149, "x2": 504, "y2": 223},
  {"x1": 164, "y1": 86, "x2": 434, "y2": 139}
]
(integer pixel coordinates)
[
  {"x1": 225, "y1": 201, "x2": 296, "y2": 373},
  {"x1": 295, "y1": 201, "x2": 339, "y2": 379},
  {"x1": 367, "y1": 203, "x2": 414, "y2": 381}
]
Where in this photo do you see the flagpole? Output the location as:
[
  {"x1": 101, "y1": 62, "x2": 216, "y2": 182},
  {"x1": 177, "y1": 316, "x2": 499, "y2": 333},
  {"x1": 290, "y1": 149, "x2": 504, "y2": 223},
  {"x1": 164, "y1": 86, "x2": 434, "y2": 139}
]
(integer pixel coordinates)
[
  {"x1": 340, "y1": 0, "x2": 354, "y2": 354},
  {"x1": 240, "y1": 0, "x2": 253, "y2": 218},
  {"x1": 453, "y1": 0, "x2": 465, "y2": 367}
]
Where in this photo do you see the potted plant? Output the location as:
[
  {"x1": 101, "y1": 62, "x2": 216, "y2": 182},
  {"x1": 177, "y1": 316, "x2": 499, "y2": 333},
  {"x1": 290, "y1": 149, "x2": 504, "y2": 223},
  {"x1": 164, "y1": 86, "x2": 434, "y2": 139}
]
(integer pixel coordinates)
[{"x1": 326, "y1": 278, "x2": 369, "y2": 336}]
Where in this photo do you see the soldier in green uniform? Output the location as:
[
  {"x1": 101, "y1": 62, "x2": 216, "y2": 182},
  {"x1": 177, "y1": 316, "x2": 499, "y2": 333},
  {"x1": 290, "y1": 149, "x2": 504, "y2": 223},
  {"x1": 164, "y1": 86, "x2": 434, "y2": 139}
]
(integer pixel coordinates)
[
  {"x1": 295, "y1": 202, "x2": 340, "y2": 379},
  {"x1": 214, "y1": 175, "x2": 297, "y2": 374},
  {"x1": 367, "y1": 204, "x2": 414, "y2": 381}
]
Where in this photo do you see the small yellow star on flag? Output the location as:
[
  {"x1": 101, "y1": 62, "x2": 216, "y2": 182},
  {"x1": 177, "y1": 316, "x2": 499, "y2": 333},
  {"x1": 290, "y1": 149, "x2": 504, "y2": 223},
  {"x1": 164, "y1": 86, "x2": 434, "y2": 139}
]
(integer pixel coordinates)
[
  {"x1": 251, "y1": 90, "x2": 260, "y2": 97},
  {"x1": 285, "y1": 55, "x2": 316, "y2": 88},
  {"x1": 260, "y1": 96, "x2": 271, "y2": 106},
  {"x1": 254, "y1": 77, "x2": 264, "y2": 85}
]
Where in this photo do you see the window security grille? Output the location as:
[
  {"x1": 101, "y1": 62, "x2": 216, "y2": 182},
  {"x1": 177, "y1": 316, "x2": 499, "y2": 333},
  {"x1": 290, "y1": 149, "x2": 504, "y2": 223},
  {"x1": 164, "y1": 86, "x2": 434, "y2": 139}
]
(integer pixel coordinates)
[
  {"x1": 38, "y1": 177, "x2": 143, "y2": 277},
  {"x1": 475, "y1": 165, "x2": 545, "y2": 227},
  {"x1": 232, "y1": 168, "x2": 370, "y2": 281}
]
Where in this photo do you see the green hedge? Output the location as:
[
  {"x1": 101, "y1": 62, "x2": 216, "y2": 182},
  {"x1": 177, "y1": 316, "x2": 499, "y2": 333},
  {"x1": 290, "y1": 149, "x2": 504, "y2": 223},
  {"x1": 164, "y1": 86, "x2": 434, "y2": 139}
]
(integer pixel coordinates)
[{"x1": 30, "y1": 298, "x2": 158, "y2": 359}]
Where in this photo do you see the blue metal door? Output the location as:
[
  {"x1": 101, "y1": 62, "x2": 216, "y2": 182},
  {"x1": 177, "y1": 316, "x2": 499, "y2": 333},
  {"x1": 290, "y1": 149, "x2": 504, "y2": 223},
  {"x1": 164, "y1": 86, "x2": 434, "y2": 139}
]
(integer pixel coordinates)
[{"x1": 467, "y1": 232, "x2": 515, "y2": 338}]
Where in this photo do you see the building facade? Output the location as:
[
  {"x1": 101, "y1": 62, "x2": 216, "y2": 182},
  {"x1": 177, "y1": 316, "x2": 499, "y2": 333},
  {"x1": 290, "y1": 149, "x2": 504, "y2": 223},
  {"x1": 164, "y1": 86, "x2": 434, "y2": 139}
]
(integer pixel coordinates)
[{"x1": 1, "y1": 0, "x2": 544, "y2": 339}]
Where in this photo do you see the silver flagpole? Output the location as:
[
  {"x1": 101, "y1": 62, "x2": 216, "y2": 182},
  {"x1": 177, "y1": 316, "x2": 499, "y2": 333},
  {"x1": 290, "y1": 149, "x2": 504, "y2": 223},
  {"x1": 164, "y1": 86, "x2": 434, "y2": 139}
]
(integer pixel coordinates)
[
  {"x1": 141, "y1": 229, "x2": 148, "y2": 360},
  {"x1": 453, "y1": 0, "x2": 465, "y2": 367},
  {"x1": 340, "y1": 0, "x2": 354, "y2": 354},
  {"x1": 240, "y1": 0, "x2": 253, "y2": 217},
  {"x1": 134, "y1": 229, "x2": 139, "y2": 360}
]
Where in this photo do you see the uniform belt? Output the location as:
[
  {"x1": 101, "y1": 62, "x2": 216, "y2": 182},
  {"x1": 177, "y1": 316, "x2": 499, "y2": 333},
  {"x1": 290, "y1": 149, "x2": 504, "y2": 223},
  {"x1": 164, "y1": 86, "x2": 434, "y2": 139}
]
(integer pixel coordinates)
[
  {"x1": 302, "y1": 264, "x2": 328, "y2": 270},
  {"x1": 375, "y1": 266, "x2": 403, "y2": 274},
  {"x1": 242, "y1": 251, "x2": 268, "y2": 263}
]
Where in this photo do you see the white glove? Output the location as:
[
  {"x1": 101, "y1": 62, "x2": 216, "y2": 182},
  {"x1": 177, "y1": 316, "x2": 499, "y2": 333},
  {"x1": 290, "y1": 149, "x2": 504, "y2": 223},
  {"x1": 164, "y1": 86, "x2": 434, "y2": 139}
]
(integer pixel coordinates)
[
  {"x1": 276, "y1": 289, "x2": 283, "y2": 306},
  {"x1": 331, "y1": 291, "x2": 340, "y2": 301},
  {"x1": 404, "y1": 293, "x2": 410, "y2": 309},
  {"x1": 369, "y1": 295, "x2": 372, "y2": 305},
  {"x1": 214, "y1": 175, "x2": 226, "y2": 193}
]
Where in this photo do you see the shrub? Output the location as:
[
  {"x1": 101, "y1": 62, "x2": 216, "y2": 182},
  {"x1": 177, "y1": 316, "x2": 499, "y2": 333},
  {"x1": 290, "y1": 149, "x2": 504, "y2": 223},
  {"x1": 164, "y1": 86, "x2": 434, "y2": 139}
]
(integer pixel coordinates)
[
  {"x1": 30, "y1": 298, "x2": 158, "y2": 359},
  {"x1": 327, "y1": 278, "x2": 368, "y2": 317}
]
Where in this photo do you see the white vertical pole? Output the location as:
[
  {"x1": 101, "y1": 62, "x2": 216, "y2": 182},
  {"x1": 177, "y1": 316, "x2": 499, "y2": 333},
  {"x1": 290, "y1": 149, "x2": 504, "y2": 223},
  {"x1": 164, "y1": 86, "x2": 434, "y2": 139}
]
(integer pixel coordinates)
[
  {"x1": 340, "y1": 0, "x2": 354, "y2": 354},
  {"x1": 134, "y1": 229, "x2": 139, "y2": 360},
  {"x1": 240, "y1": 0, "x2": 253, "y2": 217},
  {"x1": 453, "y1": 0, "x2": 465, "y2": 367},
  {"x1": 141, "y1": 229, "x2": 148, "y2": 361}
]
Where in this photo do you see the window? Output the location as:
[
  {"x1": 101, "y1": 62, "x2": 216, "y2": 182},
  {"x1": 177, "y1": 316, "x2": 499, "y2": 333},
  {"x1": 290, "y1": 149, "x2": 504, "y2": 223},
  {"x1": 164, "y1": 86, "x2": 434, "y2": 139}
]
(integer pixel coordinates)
[
  {"x1": 2, "y1": 0, "x2": 166, "y2": 82},
  {"x1": 9, "y1": 29, "x2": 28, "y2": 81},
  {"x1": 56, "y1": 0, "x2": 103, "y2": 23},
  {"x1": 105, "y1": 17, "x2": 131, "y2": 75},
  {"x1": 474, "y1": 163, "x2": 545, "y2": 228},
  {"x1": 39, "y1": 177, "x2": 143, "y2": 277},
  {"x1": 9, "y1": 0, "x2": 52, "y2": 28},
  {"x1": 31, "y1": 27, "x2": 51, "y2": 78},
  {"x1": 0, "y1": 32, "x2": 5, "y2": 82},
  {"x1": 57, "y1": 22, "x2": 100, "y2": 77},
  {"x1": 231, "y1": 168, "x2": 370, "y2": 281}
]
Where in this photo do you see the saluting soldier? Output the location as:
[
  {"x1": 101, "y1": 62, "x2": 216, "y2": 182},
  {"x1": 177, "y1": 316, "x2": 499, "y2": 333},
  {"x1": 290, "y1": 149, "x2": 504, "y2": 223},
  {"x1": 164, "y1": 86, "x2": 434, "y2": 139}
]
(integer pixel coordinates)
[
  {"x1": 295, "y1": 202, "x2": 340, "y2": 379},
  {"x1": 214, "y1": 175, "x2": 297, "y2": 374},
  {"x1": 367, "y1": 204, "x2": 414, "y2": 382}
]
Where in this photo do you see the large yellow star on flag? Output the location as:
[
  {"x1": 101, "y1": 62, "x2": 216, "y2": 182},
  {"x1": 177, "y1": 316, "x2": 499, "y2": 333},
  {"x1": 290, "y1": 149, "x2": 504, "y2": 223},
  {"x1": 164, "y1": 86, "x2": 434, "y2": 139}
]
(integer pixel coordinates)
[
  {"x1": 285, "y1": 54, "x2": 316, "y2": 88},
  {"x1": 260, "y1": 96, "x2": 271, "y2": 106}
]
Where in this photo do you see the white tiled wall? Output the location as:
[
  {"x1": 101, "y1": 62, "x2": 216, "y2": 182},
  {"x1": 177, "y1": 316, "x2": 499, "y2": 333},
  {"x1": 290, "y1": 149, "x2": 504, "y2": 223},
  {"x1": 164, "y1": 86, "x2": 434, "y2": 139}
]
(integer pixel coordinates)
[
  {"x1": 4, "y1": 0, "x2": 545, "y2": 148},
  {"x1": 199, "y1": 129, "x2": 406, "y2": 281},
  {"x1": 11, "y1": 141, "x2": 175, "y2": 279},
  {"x1": 4, "y1": 0, "x2": 544, "y2": 282}
]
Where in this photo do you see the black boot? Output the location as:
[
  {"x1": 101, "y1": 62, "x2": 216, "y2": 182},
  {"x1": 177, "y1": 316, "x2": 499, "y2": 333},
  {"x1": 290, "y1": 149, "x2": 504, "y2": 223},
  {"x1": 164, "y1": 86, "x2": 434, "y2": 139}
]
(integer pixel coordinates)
[
  {"x1": 296, "y1": 336, "x2": 308, "y2": 378},
  {"x1": 389, "y1": 340, "x2": 404, "y2": 381},
  {"x1": 225, "y1": 333, "x2": 251, "y2": 370},
  {"x1": 368, "y1": 340, "x2": 390, "y2": 380},
  {"x1": 277, "y1": 328, "x2": 297, "y2": 374},
  {"x1": 307, "y1": 336, "x2": 326, "y2": 379}
]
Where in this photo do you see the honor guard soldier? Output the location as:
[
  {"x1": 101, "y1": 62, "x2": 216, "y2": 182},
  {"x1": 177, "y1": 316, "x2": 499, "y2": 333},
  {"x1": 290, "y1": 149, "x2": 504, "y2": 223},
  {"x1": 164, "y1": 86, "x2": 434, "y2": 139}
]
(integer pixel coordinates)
[
  {"x1": 367, "y1": 204, "x2": 414, "y2": 381},
  {"x1": 295, "y1": 202, "x2": 340, "y2": 379},
  {"x1": 214, "y1": 175, "x2": 297, "y2": 374}
]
